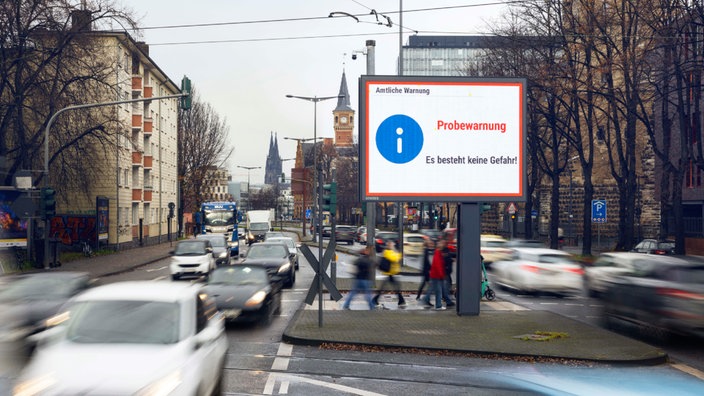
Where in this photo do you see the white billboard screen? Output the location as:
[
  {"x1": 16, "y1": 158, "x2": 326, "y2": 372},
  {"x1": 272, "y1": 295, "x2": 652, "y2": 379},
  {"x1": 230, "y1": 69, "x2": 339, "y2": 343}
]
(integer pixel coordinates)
[{"x1": 359, "y1": 76, "x2": 526, "y2": 202}]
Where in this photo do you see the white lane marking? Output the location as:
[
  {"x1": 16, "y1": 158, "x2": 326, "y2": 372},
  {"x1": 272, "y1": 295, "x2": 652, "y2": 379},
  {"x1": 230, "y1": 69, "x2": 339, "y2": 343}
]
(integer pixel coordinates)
[
  {"x1": 266, "y1": 373, "x2": 387, "y2": 396},
  {"x1": 271, "y1": 357, "x2": 290, "y2": 371},
  {"x1": 277, "y1": 343, "x2": 293, "y2": 357},
  {"x1": 146, "y1": 266, "x2": 167, "y2": 272},
  {"x1": 672, "y1": 363, "x2": 704, "y2": 381}
]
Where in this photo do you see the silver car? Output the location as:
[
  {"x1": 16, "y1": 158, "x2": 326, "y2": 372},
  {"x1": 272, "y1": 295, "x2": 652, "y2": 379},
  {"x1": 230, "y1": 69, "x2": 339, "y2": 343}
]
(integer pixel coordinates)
[
  {"x1": 14, "y1": 281, "x2": 228, "y2": 396},
  {"x1": 266, "y1": 236, "x2": 300, "y2": 270}
]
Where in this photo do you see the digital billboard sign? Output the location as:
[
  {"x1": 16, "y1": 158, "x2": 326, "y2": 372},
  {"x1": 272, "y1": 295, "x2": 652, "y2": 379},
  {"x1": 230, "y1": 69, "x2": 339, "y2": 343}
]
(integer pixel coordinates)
[{"x1": 359, "y1": 76, "x2": 526, "y2": 202}]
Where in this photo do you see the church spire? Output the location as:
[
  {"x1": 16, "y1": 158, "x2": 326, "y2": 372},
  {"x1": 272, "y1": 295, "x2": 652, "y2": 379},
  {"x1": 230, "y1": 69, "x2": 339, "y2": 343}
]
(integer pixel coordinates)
[{"x1": 335, "y1": 70, "x2": 352, "y2": 112}]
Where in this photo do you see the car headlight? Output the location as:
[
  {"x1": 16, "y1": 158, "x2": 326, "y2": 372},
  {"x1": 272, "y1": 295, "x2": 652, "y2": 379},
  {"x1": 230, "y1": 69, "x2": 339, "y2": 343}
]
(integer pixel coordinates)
[
  {"x1": 13, "y1": 373, "x2": 57, "y2": 396},
  {"x1": 136, "y1": 370, "x2": 182, "y2": 396},
  {"x1": 245, "y1": 290, "x2": 267, "y2": 307},
  {"x1": 277, "y1": 262, "x2": 291, "y2": 273},
  {"x1": 218, "y1": 251, "x2": 227, "y2": 258}
]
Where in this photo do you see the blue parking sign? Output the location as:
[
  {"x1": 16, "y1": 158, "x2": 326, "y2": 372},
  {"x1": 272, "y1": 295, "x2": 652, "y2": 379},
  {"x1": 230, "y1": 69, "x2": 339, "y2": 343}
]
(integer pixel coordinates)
[
  {"x1": 592, "y1": 199, "x2": 607, "y2": 223},
  {"x1": 305, "y1": 209, "x2": 311, "y2": 219}
]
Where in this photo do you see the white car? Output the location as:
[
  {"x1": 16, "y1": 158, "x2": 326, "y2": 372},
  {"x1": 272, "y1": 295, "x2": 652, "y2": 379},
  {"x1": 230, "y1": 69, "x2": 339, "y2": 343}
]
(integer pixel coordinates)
[
  {"x1": 13, "y1": 281, "x2": 228, "y2": 396},
  {"x1": 170, "y1": 239, "x2": 216, "y2": 280},
  {"x1": 583, "y1": 252, "x2": 688, "y2": 297},
  {"x1": 403, "y1": 233, "x2": 427, "y2": 256},
  {"x1": 491, "y1": 248, "x2": 584, "y2": 295}
]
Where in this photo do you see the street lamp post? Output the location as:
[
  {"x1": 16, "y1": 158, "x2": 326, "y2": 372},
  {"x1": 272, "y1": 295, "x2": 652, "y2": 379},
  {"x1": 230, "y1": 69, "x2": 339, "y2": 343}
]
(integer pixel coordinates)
[
  {"x1": 285, "y1": 93, "x2": 342, "y2": 327},
  {"x1": 284, "y1": 94, "x2": 342, "y2": 244},
  {"x1": 284, "y1": 136, "x2": 316, "y2": 239},
  {"x1": 237, "y1": 165, "x2": 261, "y2": 213}
]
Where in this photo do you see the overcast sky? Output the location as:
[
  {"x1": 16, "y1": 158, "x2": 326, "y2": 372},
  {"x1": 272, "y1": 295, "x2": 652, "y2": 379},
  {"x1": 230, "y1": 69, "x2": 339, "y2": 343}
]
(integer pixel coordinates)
[{"x1": 120, "y1": 1, "x2": 508, "y2": 184}]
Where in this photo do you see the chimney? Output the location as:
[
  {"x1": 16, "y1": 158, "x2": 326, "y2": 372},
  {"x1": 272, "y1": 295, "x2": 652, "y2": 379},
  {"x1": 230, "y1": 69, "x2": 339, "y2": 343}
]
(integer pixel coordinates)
[
  {"x1": 71, "y1": 10, "x2": 92, "y2": 32},
  {"x1": 136, "y1": 41, "x2": 149, "y2": 56}
]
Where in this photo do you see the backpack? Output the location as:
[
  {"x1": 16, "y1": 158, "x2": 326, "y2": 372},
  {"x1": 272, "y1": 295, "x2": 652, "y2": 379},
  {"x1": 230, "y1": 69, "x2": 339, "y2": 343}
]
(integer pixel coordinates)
[{"x1": 378, "y1": 256, "x2": 391, "y2": 272}]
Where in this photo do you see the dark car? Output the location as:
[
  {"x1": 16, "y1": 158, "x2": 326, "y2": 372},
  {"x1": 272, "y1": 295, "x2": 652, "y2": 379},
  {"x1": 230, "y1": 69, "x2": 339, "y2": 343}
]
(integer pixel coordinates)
[
  {"x1": 0, "y1": 272, "x2": 91, "y2": 344},
  {"x1": 322, "y1": 226, "x2": 332, "y2": 238},
  {"x1": 240, "y1": 242, "x2": 295, "y2": 288},
  {"x1": 631, "y1": 239, "x2": 676, "y2": 255},
  {"x1": 196, "y1": 234, "x2": 232, "y2": 266},
  {"x1": 419, "y1": 228, "x2": 442, "y2": 242},
  {"x1": 374, "y1": 231, "x2": 400, "y2": 253},
  {"x1": 601, "y1": 255, "x2": 704, "y2": 339},
  {"x1": 202, "y1": 265, "x2": 282, "y2": 325},
  {"x1": 335, "y1": 225, "x2": 357, "y2": 245}
]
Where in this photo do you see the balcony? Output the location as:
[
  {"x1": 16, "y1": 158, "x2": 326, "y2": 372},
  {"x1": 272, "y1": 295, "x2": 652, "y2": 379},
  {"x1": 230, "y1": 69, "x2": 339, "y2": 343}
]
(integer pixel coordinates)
[
  {"x1": 143, "y1": 117, "x2": 153, "y2": 134},
  {"x1": 144, "y1": 155, "x2": 153, "y2": 169},
  {"x1": 132, "y1": 188, "x2": 142, "y2": 202},
  {"x1": 131, "y1": 76, "x2": 142, "y2": 92},
  {"x1": 132, "y1": 114, "x2": 142, "y2": 131},
  {"x1": 132, "y1": 151, "x2": 142, "y2": 166}
]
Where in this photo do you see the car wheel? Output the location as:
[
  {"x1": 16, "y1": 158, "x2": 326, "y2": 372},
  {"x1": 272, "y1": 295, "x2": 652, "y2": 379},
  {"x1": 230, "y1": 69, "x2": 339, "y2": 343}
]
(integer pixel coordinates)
[
  {"x1": 171, "y1": 274, "x2": 180, "y2": 281},
  {"x1": 285, "y1": 268, "x2": 295, "y2": 288},
  {"x1": 295, "y1": 259, "x2": 299, "y2": 270}
]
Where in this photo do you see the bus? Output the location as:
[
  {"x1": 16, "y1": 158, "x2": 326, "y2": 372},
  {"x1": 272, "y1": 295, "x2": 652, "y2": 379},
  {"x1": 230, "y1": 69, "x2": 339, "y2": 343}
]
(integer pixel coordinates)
[{"x1": 200, "y1": 201, "x2": 240, "y2": 256}]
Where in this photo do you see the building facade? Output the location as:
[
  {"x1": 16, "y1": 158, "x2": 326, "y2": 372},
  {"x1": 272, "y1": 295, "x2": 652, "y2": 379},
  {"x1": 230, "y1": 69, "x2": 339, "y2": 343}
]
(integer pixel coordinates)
[{"x1": 75, "y1": 31, "x2": 180, "y2": 248}]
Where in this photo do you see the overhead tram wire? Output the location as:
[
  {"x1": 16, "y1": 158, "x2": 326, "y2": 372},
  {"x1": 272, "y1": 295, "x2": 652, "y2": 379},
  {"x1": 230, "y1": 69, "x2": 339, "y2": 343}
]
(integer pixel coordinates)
[{"x1": 130, "y1": 1, "x2": 514, "y2": 32}]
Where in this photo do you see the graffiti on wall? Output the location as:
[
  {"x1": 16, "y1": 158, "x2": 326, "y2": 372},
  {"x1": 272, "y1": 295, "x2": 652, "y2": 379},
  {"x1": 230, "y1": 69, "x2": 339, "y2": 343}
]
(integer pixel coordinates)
[{"x1": 50, "y1": 215, "x2": 97, "y2": 246}]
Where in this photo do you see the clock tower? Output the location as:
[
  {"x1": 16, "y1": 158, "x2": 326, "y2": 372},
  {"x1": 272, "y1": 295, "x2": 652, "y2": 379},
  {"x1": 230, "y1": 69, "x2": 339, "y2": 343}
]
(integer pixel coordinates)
[{"x1": 333, "y1": 70, "x2": 354, "y2": 147}]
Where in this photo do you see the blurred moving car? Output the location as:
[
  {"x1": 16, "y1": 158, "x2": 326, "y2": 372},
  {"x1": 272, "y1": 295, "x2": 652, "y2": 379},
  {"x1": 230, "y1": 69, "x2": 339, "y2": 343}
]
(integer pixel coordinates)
[
  {"x1": 583, "y1": 252, "x2": 666, "y2": 297},
  {"x1": 442, "y1": 228, "x2": 457, "y2": 252},
  {"x1": 321, "y1": 226, "x2": 332, "y2": 238},
  {"x1": 203, "y1": 266, "x2": 282, "y2": 325},
  {"x1": 480, "y1": 235, "x2": 512, "y2": 267},
  {"x1": 374, "y1": 231, "x2": 400, "y2": 253},
  {"x1": 169, "y1": 239, "x2": 216, "y2": 281},
  {"x1": 266, "y1": 236, "x2": 300, "y2": 270},
  {"x1": 631, "y1": 238, "x2": 676, "y2": 255},
  {"x1": 0, "y1": 272, "x2": 91, "y2": 344},
  {"x1": 491, "y1": 248, "x2": 584, "y2": 295},
  {"x1": 601, "y1": 256, "x2": 704, "y2": 339},
  {"x1": 14, "y1": 281, "x2": 227, "y2": 396},
  {"x1": 335, "y1": 225, "x2": 357, "y2": 245},
  {"x1": 356, "y1": 226, "x2": 379, "y2": 244},
  {"x1": 505, "y1": 239, "x2": 547, "y2": 249},
  {"x1": 419, "y1": 228, "x2": 442, "y2": 242},
  {"x1": 240, "y1": 242, "x2": 295, "y2": 288},
  {"x1": 403, "y1": 233, "x2": 427, "y2": 256},
  {"x1": 196, "y1": 234, "x2": 231, "y2": 266}
]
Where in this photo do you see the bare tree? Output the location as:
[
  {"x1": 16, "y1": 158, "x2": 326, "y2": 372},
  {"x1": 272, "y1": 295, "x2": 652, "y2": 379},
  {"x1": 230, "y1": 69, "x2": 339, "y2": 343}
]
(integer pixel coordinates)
[
  {"x1": 0, "y1": 0, "x2": 138, "y2": 197},
  {"x1": 178, "y1": 86, "x2": 233, "y2": 213}
]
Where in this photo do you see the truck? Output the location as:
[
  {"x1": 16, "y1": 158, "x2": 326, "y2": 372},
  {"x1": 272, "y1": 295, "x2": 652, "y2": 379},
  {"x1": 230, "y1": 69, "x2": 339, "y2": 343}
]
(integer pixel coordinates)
[
  {"x1": 245, "y1": 209, "x2": 273, "y2": 245},
  {"x1": 199, "y1": 201, "x2": 240, "y2": 256}
]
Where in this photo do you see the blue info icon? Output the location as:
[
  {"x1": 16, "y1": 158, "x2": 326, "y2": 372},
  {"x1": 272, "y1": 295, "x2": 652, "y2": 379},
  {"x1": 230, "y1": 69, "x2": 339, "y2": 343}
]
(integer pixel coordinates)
[{"x1": 375, "y1": 114, "x2": 424, "y2": 164}]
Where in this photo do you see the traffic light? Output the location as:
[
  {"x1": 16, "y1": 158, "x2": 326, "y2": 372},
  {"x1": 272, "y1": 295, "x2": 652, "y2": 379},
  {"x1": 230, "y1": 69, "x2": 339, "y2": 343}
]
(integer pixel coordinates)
[
  {"x1": 322, "y1": 182, "x2": 337, "y2": 215},
  {"x1": 40, "y1": 187, "x2": 56, "y2": 219},
  {"x1": 180, "y1": 75, "x2": 192, "y2": 110}
]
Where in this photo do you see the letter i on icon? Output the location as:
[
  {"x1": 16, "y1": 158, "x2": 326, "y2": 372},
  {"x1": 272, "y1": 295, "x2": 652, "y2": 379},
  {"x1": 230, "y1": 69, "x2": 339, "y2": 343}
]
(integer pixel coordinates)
[{"x1": 396, "y1": 128, "x2": 403, "y2": 154}]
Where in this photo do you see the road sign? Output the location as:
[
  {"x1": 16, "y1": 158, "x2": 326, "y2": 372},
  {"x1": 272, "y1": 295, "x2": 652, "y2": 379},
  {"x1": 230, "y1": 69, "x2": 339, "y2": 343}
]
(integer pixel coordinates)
[
  {"x1": 507, "y1": 202, "x2": 517, "y2": 214},
  {"x1": 592, "y1": 199, "x2": 607, "y2": 223},
  {"x1": 305, "y1": 209, "x2": 311, "y2": 219}
]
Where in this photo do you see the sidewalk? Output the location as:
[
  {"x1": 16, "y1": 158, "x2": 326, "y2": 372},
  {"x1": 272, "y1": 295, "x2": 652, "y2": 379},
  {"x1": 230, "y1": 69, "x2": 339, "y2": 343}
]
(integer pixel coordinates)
[{"x1": 47, "y1": 238, "x2": 666, "y2": 364}]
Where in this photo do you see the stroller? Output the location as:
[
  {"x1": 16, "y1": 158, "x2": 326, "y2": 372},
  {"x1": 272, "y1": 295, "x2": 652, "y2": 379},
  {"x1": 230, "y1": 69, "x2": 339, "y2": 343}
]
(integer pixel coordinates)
[{"x1": 481, "y1": 256, "x2": 496, "y2": 301}]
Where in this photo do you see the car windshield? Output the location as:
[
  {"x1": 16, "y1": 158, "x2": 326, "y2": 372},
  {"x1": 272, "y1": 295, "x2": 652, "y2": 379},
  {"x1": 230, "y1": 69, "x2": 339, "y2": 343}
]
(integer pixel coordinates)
[
  {"x1": 250, "y1": 223, "x2": 269, "y2": 231},
  {"x1": 0, "y1": 276, "x2": 82, "y2": 302},
  {"x1": 209, "y1": 266, "x2": 269, "y2": 285},
  {"x1": 483, "y1": 240, "x2": 507, "y2": 248},
  {"x1": 406, "y1": 236, "x2": 425, "y2": 243},
  {"x1": 269, "y1": 238, "x2": 295, "y2": 249},
  {"x1": 65, "y1": 300, "x2": 180, "y2": 344},
  {"x1": 174, "y1": 241, "x2": 207, "y2": 255},
  {"x1": 247, "y1": 244, "x2": 287, "y2": 259}
]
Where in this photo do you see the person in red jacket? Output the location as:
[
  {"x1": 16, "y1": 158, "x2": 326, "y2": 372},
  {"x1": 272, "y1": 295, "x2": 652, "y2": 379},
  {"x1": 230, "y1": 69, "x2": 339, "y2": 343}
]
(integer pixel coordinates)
[{"x1": 421, "y1": 239, "x2": 450, "y2": 310}]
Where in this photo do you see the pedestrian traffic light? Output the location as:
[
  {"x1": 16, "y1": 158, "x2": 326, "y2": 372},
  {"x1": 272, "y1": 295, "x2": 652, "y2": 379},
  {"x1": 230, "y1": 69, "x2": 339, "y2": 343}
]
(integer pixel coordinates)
[
  {"x1": 40, "y1": 187, "x2": 56, "y2": 219},
  {"x1": 322, "y1": 182, "x2": 337, "y2": 215},
  {"x1": 180, "y1": 75, "x2": 192, "y2": 110}
]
